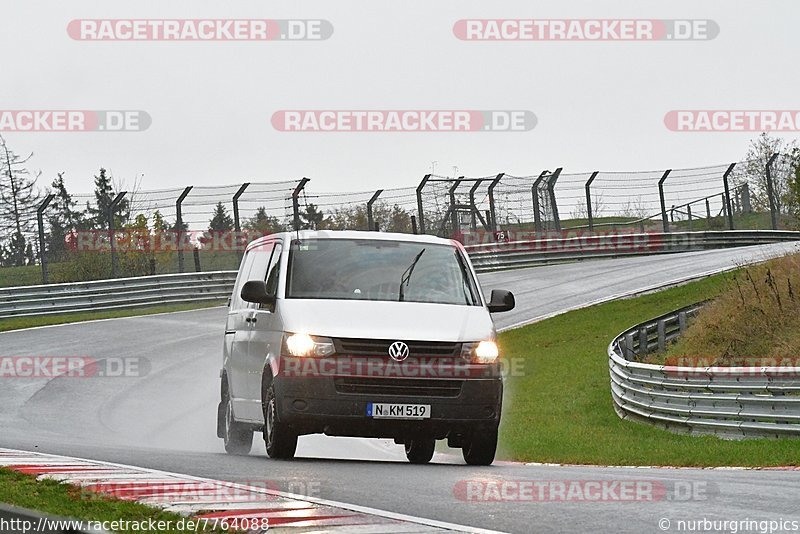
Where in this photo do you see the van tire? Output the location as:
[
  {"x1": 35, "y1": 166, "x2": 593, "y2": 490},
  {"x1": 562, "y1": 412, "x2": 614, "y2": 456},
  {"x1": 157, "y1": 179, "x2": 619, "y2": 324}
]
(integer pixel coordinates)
[
  {"x1": 405, "y1": 439, "x2": 435, "y2": 464},
  {"x1": 222, "y1": 391, "x2": 253, "y2": 455},
  {"x1": 462, "y1": 428, "x2": 497, "y2": 466},
  {"x1": 264, "y1": 385, "x2": 297, "y2": 459}
]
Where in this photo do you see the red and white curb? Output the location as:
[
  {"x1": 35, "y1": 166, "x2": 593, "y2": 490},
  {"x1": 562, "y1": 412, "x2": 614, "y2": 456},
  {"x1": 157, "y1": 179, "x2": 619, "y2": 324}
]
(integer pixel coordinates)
[{"x1": 0, "y1": 448, "x2": 503, "y2": 533}]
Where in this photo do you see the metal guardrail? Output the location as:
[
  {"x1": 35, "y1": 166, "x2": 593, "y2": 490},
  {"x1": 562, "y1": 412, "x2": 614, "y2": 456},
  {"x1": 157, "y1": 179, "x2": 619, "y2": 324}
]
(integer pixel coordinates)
[
  {"x1": 609, "y1": 303, "x2": 800, "y2": 438},
  {"x1": 465, "y1": 230, "x2": 800, "y2": 272},
  {"x1": 0, "y1": 271, "x2": 236, "y2": 320},
  {"x1": 2, "y1": 230, "x2": 799, "y2": 321}
]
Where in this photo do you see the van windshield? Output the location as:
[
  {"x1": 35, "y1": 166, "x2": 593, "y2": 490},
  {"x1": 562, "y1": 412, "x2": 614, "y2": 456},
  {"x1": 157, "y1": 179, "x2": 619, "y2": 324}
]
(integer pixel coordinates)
[{"x1": 286, "y1": 239, "x2": 480, "y2": 306}]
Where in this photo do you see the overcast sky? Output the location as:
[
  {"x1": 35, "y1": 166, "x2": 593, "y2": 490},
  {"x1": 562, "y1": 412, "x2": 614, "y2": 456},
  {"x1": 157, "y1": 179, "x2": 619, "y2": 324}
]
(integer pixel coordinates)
[{"x1": 3, "y1": 0, "x2": 798, "y2": 196}]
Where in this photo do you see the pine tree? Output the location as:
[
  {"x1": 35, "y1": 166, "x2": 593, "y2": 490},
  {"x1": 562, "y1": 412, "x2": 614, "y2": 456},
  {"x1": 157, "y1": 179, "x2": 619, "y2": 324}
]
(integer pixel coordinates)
[
  {"x1": 300, "y1": 203, "x2": 325, "y2": 230},
  {"x1": 47, "y1": 172, "x2": 84, "y2": 260},
  {"x1": 208, "y1": 202, "x2": 234, "y2": 231},
  {"x1": 0, "y1": 135, "x2": 41, "y2": 266},
  {"x1": 87, "y1": 168, "x2": 128, "y2": 230},
  {"x1": 245, "y1": 206, "x2": 284, "y2": 234}
]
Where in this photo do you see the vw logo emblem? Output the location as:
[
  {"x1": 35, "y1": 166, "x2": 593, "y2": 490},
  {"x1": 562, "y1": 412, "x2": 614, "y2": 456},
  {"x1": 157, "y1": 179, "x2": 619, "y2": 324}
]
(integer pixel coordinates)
[{"x1": 388, "y1": 341, "x2": 410, "y2": 362}]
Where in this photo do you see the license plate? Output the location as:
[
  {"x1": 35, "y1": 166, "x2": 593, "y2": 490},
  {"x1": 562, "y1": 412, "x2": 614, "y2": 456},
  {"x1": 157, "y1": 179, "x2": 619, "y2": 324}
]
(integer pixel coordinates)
[{"x1": 367, "y1": 402, "x2": 430, "y2": 419}]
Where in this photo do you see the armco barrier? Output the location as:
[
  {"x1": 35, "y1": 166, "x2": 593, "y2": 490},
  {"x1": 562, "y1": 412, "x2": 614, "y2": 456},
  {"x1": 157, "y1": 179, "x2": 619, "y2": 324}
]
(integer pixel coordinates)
[
  {"x1": 2, "y1": 230, "x2": 799, "y2": 321},
  {"x1": 0, "y1": 271, "x2": 236, "y2": 320},
  {"x1": 464, "y1": 229, "x2": 800, "y2": 272},
  {"x1": 609, "y1": 303, "x2": 800, "y2": 438}
]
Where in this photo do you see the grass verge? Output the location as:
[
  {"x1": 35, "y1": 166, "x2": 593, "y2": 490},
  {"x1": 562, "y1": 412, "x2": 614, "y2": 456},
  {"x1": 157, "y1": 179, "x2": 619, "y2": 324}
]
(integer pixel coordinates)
[
  {"x1": 497, "y1": 269, "x2": 800, "y2": 467},
  {"x1": 0, "y1": 468, "x2": 223, "y2": 533},
  {"x1": 0, "y1": 301, "x2": 225, "y2": 333}
]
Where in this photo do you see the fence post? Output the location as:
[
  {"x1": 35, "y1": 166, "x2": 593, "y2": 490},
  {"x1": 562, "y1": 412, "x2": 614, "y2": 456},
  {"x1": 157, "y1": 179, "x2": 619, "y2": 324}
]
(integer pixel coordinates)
[
  {"x1": 366, "y1": 189, "x2": 383, "y2": 231},
  {"x1": 766, "y1": 153, "x2": 779, "y2": 230},
  {"x1": 687, "y1": 204, "x2": 693, "y2": 231},
  {"x1": 193, "y1": 246, "x2": 201, "y2": 272},
  {"x1": 232, "y1": 183, "x2": 250, "y2": 258},
  {"x1": 547, "y1": 168, "x2": 563, "y2": 231},
  {"x1": 487, "y1": 173, "x2": 504, "y2": 232},
  {"x1": 741, "y1": 183, "x2": 751, "y2": 213},
  {"x1": 411, "y1": 215, "x2": 418, "y2": 234},
  {"x1": 449, "y1": 178, "x2": 464, "y2": 235},
  {"x1": 175, "y1": 186, "x2": 192, "y2": 273},
  {"x1": 705, "y1": 199, "x2": 711, "y2": 221},
  {"x1": 658, "y1": 169, "x2": 672, "y2": 233},
  {"x1": 585, "y1": 171, "x2": 599, "y2": 231},
  {"x1": 722, "y1": 163, "x2": 736, "y2": 230},
  {"x1": 416, "y1": 174, "x2": 430, "y2": 234},
  {"x1": 531, "y1": 171, "x2": 548, "y2": 234},
  {"x1": 36, "y1": 194, "x2": 55, "y2": 284},
  {"x1": 292, "y1": 177, "x2": 310, "y2": 231},
  {"x1": 468, "y1": 179, "x2": 484, "y2": 231},
  {"x1": 109, "y1": 191, "x2": 127, "y2": 278}
]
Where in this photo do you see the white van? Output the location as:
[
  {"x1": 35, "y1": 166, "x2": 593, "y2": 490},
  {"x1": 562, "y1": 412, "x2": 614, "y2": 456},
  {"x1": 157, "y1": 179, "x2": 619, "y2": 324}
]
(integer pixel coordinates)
[{"x1": 217, "y1": 230, "x2": 515, "y2": 465}]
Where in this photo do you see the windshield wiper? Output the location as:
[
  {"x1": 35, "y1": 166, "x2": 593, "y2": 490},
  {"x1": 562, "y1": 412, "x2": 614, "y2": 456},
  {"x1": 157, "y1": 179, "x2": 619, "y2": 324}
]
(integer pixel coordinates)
[{"x1": 398, "y1": 248, "x2": 425, "y2": 302}]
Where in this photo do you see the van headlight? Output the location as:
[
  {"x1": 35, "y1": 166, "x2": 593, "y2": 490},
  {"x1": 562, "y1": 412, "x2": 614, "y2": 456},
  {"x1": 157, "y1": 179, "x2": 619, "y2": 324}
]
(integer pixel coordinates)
[
  {"x1": 462, "y1": 340, "x2": 499, "y2": 364},
  {"x1": 284, "y1": 333, "x2": 335, "y2": 357}
]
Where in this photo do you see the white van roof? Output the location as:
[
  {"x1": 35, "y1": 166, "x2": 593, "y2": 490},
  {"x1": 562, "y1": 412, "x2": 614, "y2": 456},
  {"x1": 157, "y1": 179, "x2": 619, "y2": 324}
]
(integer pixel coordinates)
[{"x1": 246, "y1": 230, "x2": 459, "y2": 252}]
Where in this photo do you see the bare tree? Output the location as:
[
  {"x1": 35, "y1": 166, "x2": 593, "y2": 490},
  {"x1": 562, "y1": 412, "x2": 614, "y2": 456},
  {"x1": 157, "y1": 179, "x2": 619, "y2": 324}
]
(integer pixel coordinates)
[
  {"x1": 0, "y1": 135, "x2": 41, "y2": 266},
  {"x1": 734, "y1": 133, "x2": 799, "y2": 215}
]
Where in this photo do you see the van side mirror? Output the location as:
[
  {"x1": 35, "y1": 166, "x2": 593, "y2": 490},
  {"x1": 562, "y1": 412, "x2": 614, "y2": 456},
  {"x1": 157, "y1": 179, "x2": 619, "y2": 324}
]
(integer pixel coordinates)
[
  {"x1": 241, "y1": 280, "x2": 276, "y2": 305},
  {"x1": 487, "y1": 289, "x2": 515, "y2": 313}
]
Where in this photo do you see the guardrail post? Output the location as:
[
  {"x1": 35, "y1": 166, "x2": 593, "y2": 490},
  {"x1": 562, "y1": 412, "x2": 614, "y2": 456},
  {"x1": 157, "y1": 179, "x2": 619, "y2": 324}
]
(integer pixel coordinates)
[
  {"x1": 658, "y1": 169, "x2": 672, "y2": 233},
  {"x1": 416, "y1": 174, "x2": 430, "y2": 234},
  {"x1": 36, "y1": 194, "x2": 55, "y2": 284},
  {"x1": 175, "y1": 186, "x2": 192, "y2": 273},
  {"x1": 366, "y1": 189, "x2": 383, "y2": 231},
  {"x1": 657, "y1": 319, "x2": 666, "y2": 352},
  {"x1": 292, "y1": 177, "x2": 310, "y2": 231},
  {"x1": 487, "y1": 173, "x2": 503, "y2": 233},
  {"x1": 766, "y1": 153, "x2": 779, "y2": 230},
  {"x1": 109, "y1": 191, "x2": 127, "y2": 278},
  {"x1": 232, "y1": 183, "x2": 250, "y2": 259},
  {"x1": 638, "y1": 326, "x2": 648, "y2": 355},
  {"x1": 722, "y1": 163, "x2": 736, "y2": 230},
  {"x1": 531, "y1": 171, "x2": 548, "y2": 234},
  {"x1": 585, "y1": 171, "x2": 599, "y2": 231},
  {"x1": 411, "y1": 215, "x2": 418, "y2": 234},
  {"x1": 547, "y1": 168, "x2": 563, "y2": 231}
]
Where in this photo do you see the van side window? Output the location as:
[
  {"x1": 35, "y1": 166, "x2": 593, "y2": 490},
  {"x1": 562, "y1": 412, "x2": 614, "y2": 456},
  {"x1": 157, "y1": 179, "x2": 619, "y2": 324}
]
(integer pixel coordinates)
[
  {"x1": 231, "y1": 251, "x2": 257, "y2": 310},
  {"x1": 232, "y1": 243, "x2": 274, "y2": 310},
  {"x1": 264, "y1": 243, "x2": 283, "y2": 297}
]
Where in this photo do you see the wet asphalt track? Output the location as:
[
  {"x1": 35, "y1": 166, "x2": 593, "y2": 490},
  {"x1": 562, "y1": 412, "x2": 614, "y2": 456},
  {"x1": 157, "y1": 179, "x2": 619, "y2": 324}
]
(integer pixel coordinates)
[{"x1": 2, "y1": 242, "x2": 799, "y2": 533}]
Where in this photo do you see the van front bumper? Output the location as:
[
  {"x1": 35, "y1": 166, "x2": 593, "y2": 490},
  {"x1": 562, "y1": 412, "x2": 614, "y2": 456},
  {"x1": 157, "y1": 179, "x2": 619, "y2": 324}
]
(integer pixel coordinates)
[{"x1": 273, "y1": 373, "x2": 502, "y2": 439}]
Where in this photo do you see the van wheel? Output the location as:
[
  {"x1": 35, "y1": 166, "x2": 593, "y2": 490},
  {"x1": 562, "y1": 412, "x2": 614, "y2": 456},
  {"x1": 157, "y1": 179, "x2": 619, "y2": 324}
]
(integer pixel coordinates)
[
  {"x1": 462, "y1": 428, "x2": 497, "y2": 466},
  {"x1": 223, "y1": 393, "x2": 253, "y2": 455},
  {"x1": 405, "y1": 438, "x2": 435, "y2": 464},
  {"x1": 264, "y1": 385, "x2": 297, "y2": 459}
]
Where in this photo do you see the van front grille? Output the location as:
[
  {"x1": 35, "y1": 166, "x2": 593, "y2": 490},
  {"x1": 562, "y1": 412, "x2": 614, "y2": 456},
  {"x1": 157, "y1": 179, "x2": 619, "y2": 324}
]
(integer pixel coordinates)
[
  {"x1": 334, "y1": 338, "x2": 461, "y2": 358},
  {"x1": 334, "y1": 377, "x2": 463, "y2": 398}
]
